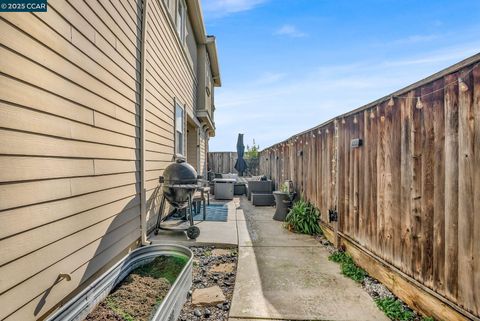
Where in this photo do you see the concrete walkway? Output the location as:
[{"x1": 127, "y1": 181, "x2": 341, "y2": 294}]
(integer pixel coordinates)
[{"x1": 230, "y1": 197, "x2": 388, "y2": 321}]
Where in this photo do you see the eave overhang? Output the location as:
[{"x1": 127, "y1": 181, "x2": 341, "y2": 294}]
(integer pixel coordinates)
[
  {"x1": 186, "y1": 0, "x2": 221, "y2": 87},
  {"x1": 197, "y1": 110, "x2": 215, "y2": 137}
]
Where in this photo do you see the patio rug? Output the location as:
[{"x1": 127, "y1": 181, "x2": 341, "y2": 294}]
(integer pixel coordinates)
[
  {"x1": 169, "y1": 204, "x2": 228, "y2": 222},
  {"x1": 192, "y1": 204, "x2": 228, "y2": 222}
]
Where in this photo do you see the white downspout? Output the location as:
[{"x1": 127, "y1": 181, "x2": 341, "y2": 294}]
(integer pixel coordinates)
[{"x1": 140, "y1": 0, "x2": 150, "y2": 246}]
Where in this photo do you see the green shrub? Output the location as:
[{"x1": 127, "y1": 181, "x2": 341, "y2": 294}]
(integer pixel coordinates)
[
  {"x1": 375, "y1": 298, "x2": 415, "y2": 321},
  {"x1": 284, "y1": 199, "x2": 321, "y2": 235},
  {"x1": 328, "y1": 251, "x2": 366, "y2": 283}
]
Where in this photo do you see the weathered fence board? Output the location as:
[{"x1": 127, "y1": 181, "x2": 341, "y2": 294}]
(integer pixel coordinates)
[
  {"x1": 259, "y1": 55, "x2": 480, "y2": 320},
  {"x1": 207, "y1": 152, "x2": 260, "y2": 175}
]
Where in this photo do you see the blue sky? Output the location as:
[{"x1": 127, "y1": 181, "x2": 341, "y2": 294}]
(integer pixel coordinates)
[{"x1": 202, "y1": 0, "x2": 480, "y2": 151}]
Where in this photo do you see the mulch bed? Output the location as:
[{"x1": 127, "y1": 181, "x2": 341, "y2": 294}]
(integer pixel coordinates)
[{"x1": 84, "y1": 255, "x2": 187, "y2": 321}]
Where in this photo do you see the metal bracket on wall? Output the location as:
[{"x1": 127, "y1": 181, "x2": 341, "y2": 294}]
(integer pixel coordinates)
[
  {"x1": 350, "y1": 138, "x2": 363, "y2": 148},
  {"x1": 328, "y1": 209, "x2": 338, "y2": 222}
]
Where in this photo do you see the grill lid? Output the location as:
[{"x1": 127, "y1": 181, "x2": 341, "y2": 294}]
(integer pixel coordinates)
[{"x1": 160, "y1": 158, "x2": 198, "y2": 186}]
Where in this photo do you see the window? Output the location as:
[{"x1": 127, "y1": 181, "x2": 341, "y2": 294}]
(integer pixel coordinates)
[
  {"x1": 175, "y1": 102, "x2": 184, "y2": 156},
  {"x1": 176, "y1": 0, "x2": 186, "y2": 43}
]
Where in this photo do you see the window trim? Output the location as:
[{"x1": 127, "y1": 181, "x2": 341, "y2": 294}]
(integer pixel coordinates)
[
  {"x1": 176, "y1": 0, "x2": 187, "y2": 44},
  {"x1": 174, "y1": 99, "x2": 185, "y2": 157}
]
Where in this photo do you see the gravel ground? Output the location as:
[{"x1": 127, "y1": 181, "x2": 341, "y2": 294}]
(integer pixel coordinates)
[
  {"x1": 178, "y1": 246, "x2": 237, "y2": 321},
  {"x1": 315, "y1": 234, "x2": 427, "y2": 321}
]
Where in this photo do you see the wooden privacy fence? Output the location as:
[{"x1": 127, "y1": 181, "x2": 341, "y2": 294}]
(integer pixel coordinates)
[
  {"x1": 259, "y1": 54, "x2": 480, "y2": 321},
  {"x1": 208, "y1": 152, "x2": 260, "y2": 175}
]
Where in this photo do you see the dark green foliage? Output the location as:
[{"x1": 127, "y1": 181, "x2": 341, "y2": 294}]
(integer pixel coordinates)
[
  {"x1": 328, "y1": 251, "x2": 366, "y2": 283},
  {"x1": 132, "y1": 254, "x2": 188, "y2": 284},
  {"x1": 375, "y1": 298, "x2": 415, "y2": 321},
  {"x1": 284, "y1": 199, "x2": 321, "y2": 235}
]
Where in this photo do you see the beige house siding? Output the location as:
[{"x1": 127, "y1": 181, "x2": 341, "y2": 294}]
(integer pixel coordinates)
[
  {"x1": 199, "y1": 129, "x2": 208, "y2": 177},
  {"x1": 0, "y1": 1, "x2": 218, "y2": 320},
  {"x1": 0, "y1": 1, "x2": 142, "y2": 319},
  {"x1": 144, "y1": 0, "x2": 199, "y2": 229},
  {"x1": 186, "y1": 18, "x2": 198, "y2": 70},
  {"x1": 187, "y1": 122, "x2": 199, "y2": 171}
]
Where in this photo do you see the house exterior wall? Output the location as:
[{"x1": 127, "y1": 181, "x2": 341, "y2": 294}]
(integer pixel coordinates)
[
  {"x1": 0, "y1": 1, "x2": 219, "y2": 320},
  {"x1": 199, "y1": 128, "x2": 208, "y2": 177},
  {"x1": 187, "y1": 122, "x2": 199, "y2": 171}
]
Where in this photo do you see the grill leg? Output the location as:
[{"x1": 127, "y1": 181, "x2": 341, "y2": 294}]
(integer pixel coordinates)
[
  {"x1": 188, "y1": 194, "x2": 194, "y2": 227},
  {"x1": 203, "y1": 199, "x2": 206, "y2": 220},
  {"x1": 154, "y1": 194, "x2": 166, "y2": 235}
]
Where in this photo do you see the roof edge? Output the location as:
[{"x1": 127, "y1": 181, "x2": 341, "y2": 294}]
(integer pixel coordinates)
[{"x1": 206, "y1": 36, "x2": 222, "y2": 87}]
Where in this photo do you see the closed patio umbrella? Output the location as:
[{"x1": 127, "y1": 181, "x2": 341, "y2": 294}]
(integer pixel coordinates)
[{"x1": 234, "y1": 133, "x2": 248, "y2": 176}]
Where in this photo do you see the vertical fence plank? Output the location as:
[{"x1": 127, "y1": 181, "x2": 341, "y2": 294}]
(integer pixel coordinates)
[
  {"x1": 354, "y1": 114, "x2": 362, "y2": 242},
  {"x1": 457, "y1": 68, "x2": 475, "y2": 310},
  {"x1": 400, "y1": 92, "x2": 414, "y2": 276},
  {"x1": 472, "y1": 64, "x2": 480, "y2": 316},
  {"x1": 412, "y1": 88, "x2": 424, "y2": 280},
  {"x1": 421, "y1": 83, "x2": 435, "y2": 288},
  {"x1": 370, "y1": 107, "x2": 379, "y2": 252},
  {"x1": 384, "y1": 102, "x2": 394, "y2": 262},
  {"x1": 345, "y1": 118, "x2": 352, "y2": 235},
  {"x1": 390, "y1": 98, "x2": 402, "y2": 268},
  {"x1": 444, "y1": 73, "x2": 459, "y2": 301},
  {"x1": 362, "y1": 111, "x2": 370, "y2": 245},
  {"x1": 337, "y1": 123, "x2": 345, "y2": 232},
  {"x1": 377, "y1": 105, "x2": 387, "y2": 259},
  {"x1": 432, "y1": 78, "x2": 446, "y2": 295}
]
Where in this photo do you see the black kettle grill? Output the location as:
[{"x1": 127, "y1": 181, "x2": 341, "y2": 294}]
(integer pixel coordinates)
[{"x1": 153, "y1": 158, "x2": 200, "y2": 239}]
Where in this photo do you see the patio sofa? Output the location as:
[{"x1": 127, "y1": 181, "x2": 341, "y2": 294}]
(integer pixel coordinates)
[{"x1": 247, "y1": 178, "x2": 274, "y2": 206}]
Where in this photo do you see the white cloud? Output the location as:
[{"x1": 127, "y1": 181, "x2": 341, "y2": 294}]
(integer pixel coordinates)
[
  {"x1": 210, "y1": 42, "x2": 480, "y2": 151},
  {"x1": 392, "y1": 34, "x2": 441, "y2": 45},
  {"x1": 254, "y1": 72, "x2": 287, "y2": 85},
  {"x1": 274, "y1": 24, "x2": 307, "y2": 38},
  {"x1": 202, "y1": 0, "x2": 267, "y2": 17}
]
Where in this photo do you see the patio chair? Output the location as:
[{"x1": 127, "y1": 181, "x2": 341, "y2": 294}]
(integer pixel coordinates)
[
  {"x1": 193, "y1": 180, "x2": 210, "y2": 219},
  {"x1": 247, "y1": 179, "x2": 275, "y2": 206}
]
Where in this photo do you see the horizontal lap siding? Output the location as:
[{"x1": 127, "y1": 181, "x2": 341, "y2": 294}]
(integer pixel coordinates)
[
  {"x1": 260, "y1": 60, "x2": 480, "y2": 318},
  {"x1": 199, "y1": 130, "x2": 207, "y2": 177},
  {"x1": 144, "y1": 0, "x2": 197, "y2": 229},
  {"x1": 0, "y1": 0, "x2": 160, "y2": 319}
]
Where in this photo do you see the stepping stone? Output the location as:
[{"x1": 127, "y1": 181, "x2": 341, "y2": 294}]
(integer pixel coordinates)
[
  {"x1": 192, "y1": 286, "x2": 226, "y2": 306},
  {"x1": 211, "y1": 249, "x2": 231, "y2": 257},
  {"x1": 209, "y1": 263, "x2": 235, "y2": 273}
]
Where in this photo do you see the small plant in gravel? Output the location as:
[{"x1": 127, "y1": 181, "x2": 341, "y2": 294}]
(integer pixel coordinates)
[
  {"x1": 328, "y1": 251, "x2": 366, "y2": 283},
  {"x1": 284, "y1": 199, "x2": 322, "y2": 235},
  {"x1": 375, "y1": 298, "x2": 415, "y2": 321}
]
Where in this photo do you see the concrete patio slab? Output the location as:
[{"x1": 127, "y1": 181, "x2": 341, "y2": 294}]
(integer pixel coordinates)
[
  {"x1": 149, "y1": 198, "x2": 239, "y2": 248},
  {"x1": 229, "y1": 197, "x2": 389, "y2": 321}
]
